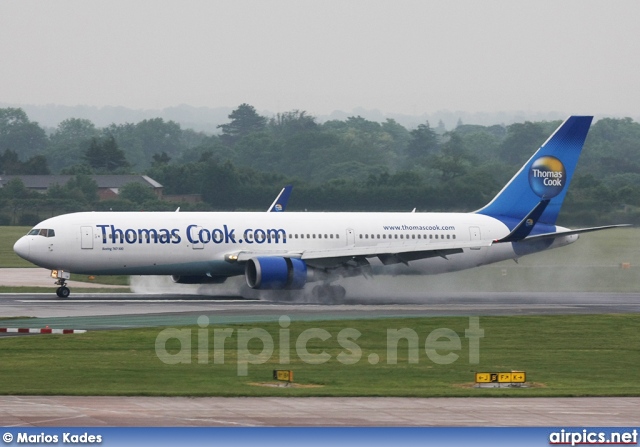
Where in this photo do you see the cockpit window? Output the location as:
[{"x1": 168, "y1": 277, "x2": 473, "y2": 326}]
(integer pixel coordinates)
[{"x1": 27, "y1": 228, "x2": 55, "y2": 238}]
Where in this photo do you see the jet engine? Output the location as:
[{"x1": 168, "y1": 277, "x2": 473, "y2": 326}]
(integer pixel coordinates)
[{"x1": 245, "y1": 257, "x2": 307, "y2": 289}]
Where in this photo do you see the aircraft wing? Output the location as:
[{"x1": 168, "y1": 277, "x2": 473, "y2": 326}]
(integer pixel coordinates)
[{"x1": 229, "y1": 239, "x2": 494, "y2": 268}]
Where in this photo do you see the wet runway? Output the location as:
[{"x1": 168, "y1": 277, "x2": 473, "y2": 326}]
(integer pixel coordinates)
[{"x1": 0, "y1": 291, "x2": 639, "y2": 331}]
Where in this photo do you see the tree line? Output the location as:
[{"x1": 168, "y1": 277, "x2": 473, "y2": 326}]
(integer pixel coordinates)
[{"x1": 1, "y1": 105, "x2": 639, "y2": 226}]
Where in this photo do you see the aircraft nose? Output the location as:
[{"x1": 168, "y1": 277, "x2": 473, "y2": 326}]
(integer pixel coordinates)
[{"x1": 13, "y1": 237, "x2": 30, "y2": 260}]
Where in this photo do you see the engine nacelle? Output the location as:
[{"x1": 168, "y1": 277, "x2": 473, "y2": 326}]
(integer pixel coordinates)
[
  {"x1": 171, "y1": 275, "x2": 227, "y2": 284},
  {"x1": 245, "y1": 257, "x2": 307, "y2": 290}
]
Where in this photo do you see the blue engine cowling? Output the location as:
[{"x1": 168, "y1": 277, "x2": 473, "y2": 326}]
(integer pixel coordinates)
[{"x1": 245, "y1": 257, "x2": 307, "y2": 290}]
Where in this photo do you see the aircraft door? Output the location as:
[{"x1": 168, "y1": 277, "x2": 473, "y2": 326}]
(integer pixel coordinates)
[
  {"x1": 469, "y1": 226, "x2": 481, "y2": 250},
  {"x1": 81, "y1": 226, "x2": 93, "y2": 249},
  {"x1": 346, "y1": 228, "x2": 355, "y2": 245}
]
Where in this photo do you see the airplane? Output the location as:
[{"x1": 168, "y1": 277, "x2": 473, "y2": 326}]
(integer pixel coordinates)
[
  {"x1": 13, "y1": 116, "x2": 628, "y2": 301},
  {"x1": 267, "y1": 185, "x2": 293, "y2": 212}
]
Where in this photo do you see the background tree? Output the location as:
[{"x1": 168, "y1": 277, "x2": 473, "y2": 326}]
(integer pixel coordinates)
[
  {"x1": 119, "y1": 182, "x2": 157, "y2": 205},
  {"x1": 499, "y1": 121, "x2": 547, "y2": 165},
  {"x1": 218, "y1": 103, "x2": 267, "y2": 145},
  {"x1": 84, "y1": 136, "x2": 130, "y2": 173},
  {"x1": 63, "y1": 174, "x2": 100, "y2": 204},
  {"x1": 406, "y1": 121, "x2": 439, "y2": 161},
  {"x1": 47, "y1": 118, "x2": 99, "y2": 173},
  {"x1": 0, "y1": 150, "x2": 50, "y2": 174},
  {"x1": 430, "y1": 133, "x2": 472, "y2": 181},
  {"x1": 0, "y1": 108, "x2": 48, "y2": 160}
]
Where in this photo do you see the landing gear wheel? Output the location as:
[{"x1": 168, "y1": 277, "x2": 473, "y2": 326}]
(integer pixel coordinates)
[{"x1": 56, "y1": 286, "x2": 70, "y2": 298}]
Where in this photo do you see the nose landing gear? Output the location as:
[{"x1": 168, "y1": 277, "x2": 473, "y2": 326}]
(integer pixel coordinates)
[
  {"x1": 51, "y1": 270, "x2": 71, "y2": 298},
  {"x1": 56, "y1": 283, "x2": 70, "y2": 298}
]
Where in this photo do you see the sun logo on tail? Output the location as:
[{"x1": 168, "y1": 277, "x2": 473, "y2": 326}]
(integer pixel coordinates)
[{"x1": 528, "y1": 156, "x2": 566, "y2": 199}]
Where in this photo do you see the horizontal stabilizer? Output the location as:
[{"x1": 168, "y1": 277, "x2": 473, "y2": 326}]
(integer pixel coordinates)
[{"x1": 494, "y1": 224, "x2": 631, "y2": 244}]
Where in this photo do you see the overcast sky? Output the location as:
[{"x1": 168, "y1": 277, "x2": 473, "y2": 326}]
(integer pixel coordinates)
[{"x1": 1, "y1": 0, "x2": 639, "y2": 118}]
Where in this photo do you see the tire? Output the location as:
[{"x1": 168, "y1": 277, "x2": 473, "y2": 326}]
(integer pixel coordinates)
[{"x1": 56, "y1": 286, "x2": 70, "y2": 298}]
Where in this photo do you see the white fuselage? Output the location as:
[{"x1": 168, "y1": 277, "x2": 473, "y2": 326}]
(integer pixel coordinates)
[{"x1": 13, "y1": 211, "x2": 577, "y2": 278}]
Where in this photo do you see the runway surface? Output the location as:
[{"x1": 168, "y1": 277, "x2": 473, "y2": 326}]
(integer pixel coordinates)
[{"x1": 0, "y1": 291, "x2": 639, "y2": 330}]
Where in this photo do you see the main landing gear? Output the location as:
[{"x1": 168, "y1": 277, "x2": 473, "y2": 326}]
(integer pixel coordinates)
[
  {"x1": 51, "y1": 270, "x2": 71, "y2": 298},
  {"x1": 311, "y1": 284, "x2": 346, "y2": 304}
]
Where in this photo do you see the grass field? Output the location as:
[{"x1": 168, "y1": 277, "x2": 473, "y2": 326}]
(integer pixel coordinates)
[{"x1": 0, "y1": 315, "x2": 638, "y2": 397}]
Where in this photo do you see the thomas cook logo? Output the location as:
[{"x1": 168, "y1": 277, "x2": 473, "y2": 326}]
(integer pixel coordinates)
[{"x1": 528, "y1": 156, "x2": 566, "y2": 198}]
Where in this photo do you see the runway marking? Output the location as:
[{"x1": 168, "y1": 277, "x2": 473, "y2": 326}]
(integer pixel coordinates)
[{"x1": 4, "y1": 414, "x2": 87, "y2": 427}]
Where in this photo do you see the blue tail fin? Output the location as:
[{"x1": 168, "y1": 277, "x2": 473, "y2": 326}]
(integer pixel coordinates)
[
  {"x1": 268, "y1": 185, "x2": 293, "y2": 212},
  {"x1": 477, "y1": 116, "x2": 593, "y2": 226}
]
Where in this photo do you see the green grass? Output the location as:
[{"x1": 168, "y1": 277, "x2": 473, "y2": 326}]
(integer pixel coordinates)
[{"x1": 0, "y1": 315, "x2": 638, "y2": 396}]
